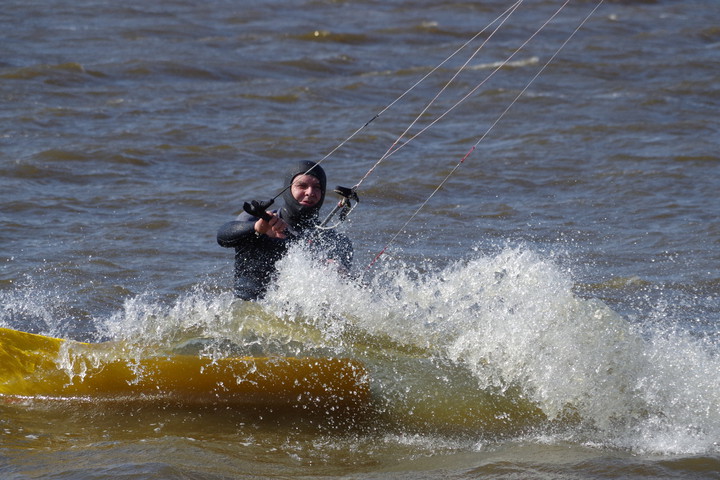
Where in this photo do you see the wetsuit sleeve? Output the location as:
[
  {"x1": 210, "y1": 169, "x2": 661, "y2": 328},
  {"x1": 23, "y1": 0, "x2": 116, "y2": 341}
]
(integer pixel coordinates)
[
  {"x1": 217, "y1": 213, "x2": 257, "y2": 248},
  {"x1": 335, "y1": 234, "x2": 353, "y2": 271},
  {"x1": 323, "y1": 231, "x2": 353, "y2": 271}
]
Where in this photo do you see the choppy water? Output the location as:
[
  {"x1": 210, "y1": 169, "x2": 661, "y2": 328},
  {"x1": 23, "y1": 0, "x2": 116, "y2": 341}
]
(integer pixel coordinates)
[{"x1": 2, "y1": 0, "x2": 719, "y2": 478}]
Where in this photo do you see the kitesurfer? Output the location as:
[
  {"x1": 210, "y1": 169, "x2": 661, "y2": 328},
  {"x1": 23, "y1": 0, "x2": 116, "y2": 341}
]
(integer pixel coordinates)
[{"x1": 217, "y1": 161, "x2": 353, "y2": 300}]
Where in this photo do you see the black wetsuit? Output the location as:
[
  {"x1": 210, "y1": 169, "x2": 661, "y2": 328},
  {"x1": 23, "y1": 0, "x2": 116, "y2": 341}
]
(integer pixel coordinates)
[
  {"x1": 217, "y1": 161, "x2": 353, "y2": 300},
  {"x1": 217, "y1": 210, "x2": 352, "y2": 300}
]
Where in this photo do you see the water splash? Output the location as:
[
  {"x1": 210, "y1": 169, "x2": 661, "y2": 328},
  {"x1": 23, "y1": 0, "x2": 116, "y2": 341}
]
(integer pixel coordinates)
[
  {"x1": 265, "y1": 244, "x2": 720, "y2": 452},
  {"x1": 2, "y1": 245, "x2": 718, "y2": 454}
]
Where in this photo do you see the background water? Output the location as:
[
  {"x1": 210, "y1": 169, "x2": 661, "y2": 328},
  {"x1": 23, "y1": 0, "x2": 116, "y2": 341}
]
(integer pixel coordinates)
[{"x1": 2, "y1": 0, "x2": 719, "y2": 478}]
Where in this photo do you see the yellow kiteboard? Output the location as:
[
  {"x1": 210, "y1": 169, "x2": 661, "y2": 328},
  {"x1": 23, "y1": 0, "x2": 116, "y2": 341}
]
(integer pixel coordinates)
[{"x1": 0, "y1": 327, "x2": 369, "y2": 409}]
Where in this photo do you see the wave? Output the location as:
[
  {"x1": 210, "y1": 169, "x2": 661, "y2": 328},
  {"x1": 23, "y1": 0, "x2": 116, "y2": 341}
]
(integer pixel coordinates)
[{"x1": 2, "y1": 245, "x2": 719, "y2": 454}]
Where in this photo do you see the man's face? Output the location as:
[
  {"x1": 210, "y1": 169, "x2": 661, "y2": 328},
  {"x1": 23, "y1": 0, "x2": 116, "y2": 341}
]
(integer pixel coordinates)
[{"x1": 291, "y1": 174, "x2": 322, "y2": 207}]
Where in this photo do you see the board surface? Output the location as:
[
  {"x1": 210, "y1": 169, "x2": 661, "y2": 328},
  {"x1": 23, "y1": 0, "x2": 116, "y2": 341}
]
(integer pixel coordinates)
[{"x1": 0, "y1": 327, "x2": 370, "y2": 408}]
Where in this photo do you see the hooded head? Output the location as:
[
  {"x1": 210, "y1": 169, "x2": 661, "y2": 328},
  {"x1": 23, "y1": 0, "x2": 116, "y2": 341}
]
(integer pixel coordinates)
[{"x1": 280, "y1": 160, "x2": 327, "y2": 230}]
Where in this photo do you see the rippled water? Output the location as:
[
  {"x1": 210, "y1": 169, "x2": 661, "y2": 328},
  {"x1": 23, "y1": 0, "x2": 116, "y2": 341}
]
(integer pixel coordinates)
[{"x1": 2, "y1": 0, "x2": 719, "y2": 478}]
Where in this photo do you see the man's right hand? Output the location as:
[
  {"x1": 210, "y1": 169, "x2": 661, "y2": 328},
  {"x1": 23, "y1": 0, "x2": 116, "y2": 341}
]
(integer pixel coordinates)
[{"x1": 255, "y1": 213, "x2": 287, "y2": 239}]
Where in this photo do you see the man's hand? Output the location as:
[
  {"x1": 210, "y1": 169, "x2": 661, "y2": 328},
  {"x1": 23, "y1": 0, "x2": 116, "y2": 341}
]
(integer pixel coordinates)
[{"x1": 255, "y1": 212, "x2": 288, "y2": 239}]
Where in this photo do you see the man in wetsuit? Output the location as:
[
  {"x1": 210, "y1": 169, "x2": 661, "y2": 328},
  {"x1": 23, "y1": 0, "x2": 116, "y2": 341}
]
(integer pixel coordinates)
[{"x1": 217, "y1": 161, "x2": 353, "y2": 300}]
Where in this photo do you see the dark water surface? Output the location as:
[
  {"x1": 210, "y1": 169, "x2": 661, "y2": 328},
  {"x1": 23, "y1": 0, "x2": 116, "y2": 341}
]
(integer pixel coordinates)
[{"x1": 2, "y1": 0, "x2": 719, "y2": 478}]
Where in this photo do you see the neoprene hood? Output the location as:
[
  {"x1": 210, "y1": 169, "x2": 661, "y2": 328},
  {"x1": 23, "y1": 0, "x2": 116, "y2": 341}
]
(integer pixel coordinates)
[{"x1": 280, "y1": 160, "x2": 326, "y2": 230}]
